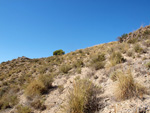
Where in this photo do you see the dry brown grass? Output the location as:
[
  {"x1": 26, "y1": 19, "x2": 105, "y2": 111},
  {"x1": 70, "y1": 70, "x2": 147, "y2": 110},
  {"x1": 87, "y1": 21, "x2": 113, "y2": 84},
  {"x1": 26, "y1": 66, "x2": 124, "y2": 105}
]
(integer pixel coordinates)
[
  {"x1": 114, "y1": 70, "x2": 147, "y2": 100},
  {"x1": 25, "y1": 74, "x2": 54, "y2": 97},
  {"x1": 62, "y1": 78, "x2": 101, "y2": 113}
]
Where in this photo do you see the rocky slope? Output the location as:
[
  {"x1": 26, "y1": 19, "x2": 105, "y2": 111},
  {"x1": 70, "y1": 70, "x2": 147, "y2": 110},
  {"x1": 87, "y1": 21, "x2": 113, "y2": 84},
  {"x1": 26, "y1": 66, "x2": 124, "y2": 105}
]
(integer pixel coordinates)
[{"x1": 0, "y1": 25, "x2": 150, "y2": 113}]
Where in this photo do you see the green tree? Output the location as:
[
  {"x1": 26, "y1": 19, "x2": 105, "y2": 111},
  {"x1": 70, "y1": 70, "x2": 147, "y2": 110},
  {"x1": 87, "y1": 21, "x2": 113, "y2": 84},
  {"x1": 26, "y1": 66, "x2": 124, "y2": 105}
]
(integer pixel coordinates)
[{"x1": 53, "y1": 49, "x2": 65, "y2": 55}]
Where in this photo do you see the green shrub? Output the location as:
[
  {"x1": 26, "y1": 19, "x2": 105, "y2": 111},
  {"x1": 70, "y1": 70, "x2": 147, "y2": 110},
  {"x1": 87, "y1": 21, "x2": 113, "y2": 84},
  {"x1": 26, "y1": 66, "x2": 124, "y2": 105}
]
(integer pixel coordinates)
[
  {"x1": 118, "y1": 33, "x2": 128, "y2": 43},
  {"x1": 63, "y1": 78, "x2": 101, "y2": 113},
  {"x1": 53, "y1": 49, "x2": 65, "y2": 55}
]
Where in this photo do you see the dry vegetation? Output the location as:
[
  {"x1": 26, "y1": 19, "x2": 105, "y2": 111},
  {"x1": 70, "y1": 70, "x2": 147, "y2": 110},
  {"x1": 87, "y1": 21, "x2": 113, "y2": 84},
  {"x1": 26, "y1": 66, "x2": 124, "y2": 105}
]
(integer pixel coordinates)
[
  {"x1": 113, "y1": 70, "x2": 147, "y2": 100},
  {"x1": 62, "y1": 78, "x2": 101, "y2": 113},
  {"x1": 0, "y1": 25, "x2": 150, "y2": 112}
]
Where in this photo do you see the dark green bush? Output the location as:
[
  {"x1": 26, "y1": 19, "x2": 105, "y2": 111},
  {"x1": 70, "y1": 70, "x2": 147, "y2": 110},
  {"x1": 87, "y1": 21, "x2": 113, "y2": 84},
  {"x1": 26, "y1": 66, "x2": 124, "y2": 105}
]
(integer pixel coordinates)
[
  {"x1": 118, "y1": 33, "x2": 128, "y2": 43},
  {"x1": 53, "y1": 49, "x2": 65, "y2": 55}
]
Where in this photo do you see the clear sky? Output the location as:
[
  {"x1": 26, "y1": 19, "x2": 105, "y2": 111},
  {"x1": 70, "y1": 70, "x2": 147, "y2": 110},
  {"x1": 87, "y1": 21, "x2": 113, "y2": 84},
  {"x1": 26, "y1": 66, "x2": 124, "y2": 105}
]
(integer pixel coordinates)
[{"x1": 0, "y1": 0, "x2": 150, "y2": 62}]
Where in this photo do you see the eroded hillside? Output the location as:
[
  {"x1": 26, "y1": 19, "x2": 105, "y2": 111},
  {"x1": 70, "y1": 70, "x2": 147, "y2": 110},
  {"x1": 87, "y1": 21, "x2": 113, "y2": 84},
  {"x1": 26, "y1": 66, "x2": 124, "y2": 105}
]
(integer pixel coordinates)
[{"x1": 1, "y1": 25, "x2": 150, "y2": 113}]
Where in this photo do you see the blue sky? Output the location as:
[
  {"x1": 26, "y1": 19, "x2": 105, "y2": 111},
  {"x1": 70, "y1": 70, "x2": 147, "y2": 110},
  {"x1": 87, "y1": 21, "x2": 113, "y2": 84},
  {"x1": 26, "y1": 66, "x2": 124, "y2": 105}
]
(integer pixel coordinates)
[{"x1": 0, "y1": 0, "x2": 150, "y2": 62}]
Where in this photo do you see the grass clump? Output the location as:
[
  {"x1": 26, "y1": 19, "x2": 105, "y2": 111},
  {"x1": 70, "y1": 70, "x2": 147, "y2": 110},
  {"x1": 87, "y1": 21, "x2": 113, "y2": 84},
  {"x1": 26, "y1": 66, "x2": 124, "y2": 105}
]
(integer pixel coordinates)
[
  {"x1": 16, "y1": 105, "x2": 32, "y2": 113},
  {"x1": 127, "y1": 38, "x2": 138, "y2": 44},
  {"x1": 134, "y1": 44, "x2": 143, "y2": 53},
  {"x1": 25, "y1": 74, "x2": 53, "y2": 97},
  {"x1": 146, "y1": 62, "x2": 150, "y2": 69},
  {"x1": 73, "y1": 60, "x2": 84, "y2": 68},
  {"x1": 90, "y1": 53, "x2": 106, "y2": 70},
  {"x1": 63, "y1": 78, "x2": 101, "y2": 113},
  {"x1": 91, "y1": 53, "x2": 105, "y2": 63},
  {"x1": 114, "y1": 70, "x2": 147, "y2": 100},
  {"x1": 109, "y1": 52, "x2": 125, "y2": 66},
  {"x1": 60, "y1": 64, "x2": 72, "y2": 74},
  {"x1": 0, "y1": 93, "x2": 18, "y2": 110},
  {"x1": 127, "y1": 50, "x2": 134, "y2": 57}
]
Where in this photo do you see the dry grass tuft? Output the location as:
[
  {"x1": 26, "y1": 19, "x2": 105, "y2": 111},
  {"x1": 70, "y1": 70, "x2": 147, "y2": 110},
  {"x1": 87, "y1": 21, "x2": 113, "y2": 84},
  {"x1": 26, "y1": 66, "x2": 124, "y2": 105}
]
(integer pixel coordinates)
[
  {"x1": 114, "y1": 70, "x2": 147, "y2": 100},
  {"x1": 109, "y1": 52, "x2": 125, "y2": 66},
  {"x1": 63, "y1": 78, "x2": 101, "y2": 113},
  {"x1": 25, "y1": 74, "x2": 53, "y2": 97}
]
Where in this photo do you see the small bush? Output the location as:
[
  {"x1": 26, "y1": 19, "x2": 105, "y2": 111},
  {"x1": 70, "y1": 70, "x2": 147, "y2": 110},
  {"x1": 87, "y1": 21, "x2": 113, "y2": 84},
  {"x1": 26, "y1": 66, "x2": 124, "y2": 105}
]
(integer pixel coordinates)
[
  {"x1": 114, "y1": 70, "x2": 147, "y2": 100},
  {"x1": 92, "y1": 62, "x2": 105, "y2": 70},
  {"x1": 0, "y1": 93, "x2": 18, "y2": 110},
  {"x1": 25, "y1": 74, "x2": 54, "y2": 97},
  {"x1": 63, "y1": 78, "x2": 101, "y2": 113},
  {"x1": 118, "y1": 33, "x2": 128, "y2": 43},
  {"x1": 134, "y1": 44, "x2": 143, "y2": 53},
  {"x1": 31, "y1": 99, "x2": 46, "y2": 111},
  {"x1": 91, "y1": 53, "x2": 105, "y2": 63},
  {"x1": 73, "y1": 60, "x2": 84, "y2": 68},
  {"x1": 38, "y1": 74, "x2": 53, "y2": 89},
  {"x1": 146, "y1": 62, "x2": 150, "y2": 69},
  {"x1": 25, "y1": 80, "x2": 45, "y2": 97},
  {"x1": 60, "y1": 64, "x2": 72, "y2": 74},
  {"x1": 109, "y1": 52, "x2": 125, "y2": 66},
  {"x1": 127, "y1": 50, "x2": 134, "y2": 57},
  {"x1": 127, "y1": 38, "x2": 138, "y2": 44},
  {"x1": 144, "y1": 30, "x2": 150, "y2": 35},
  {"x1": 53, "y1": 49, "x2": 65, "y2": 55},
  {"x1": 90, "y1": 53, "x2": 105, "y2": 70},
  {"x1": 110, "y1": 71, "x2": 119, "y2": 82},
  {"x1": 16, "y1": 105, "x2": 32, "y2": 113}
]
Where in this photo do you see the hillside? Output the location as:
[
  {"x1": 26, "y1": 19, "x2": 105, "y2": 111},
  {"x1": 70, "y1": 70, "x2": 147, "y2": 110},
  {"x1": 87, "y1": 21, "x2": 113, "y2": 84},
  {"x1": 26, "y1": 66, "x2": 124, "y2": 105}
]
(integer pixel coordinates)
[{"x1": 0, "y1": 25, "x2": 150, "y2": 113}]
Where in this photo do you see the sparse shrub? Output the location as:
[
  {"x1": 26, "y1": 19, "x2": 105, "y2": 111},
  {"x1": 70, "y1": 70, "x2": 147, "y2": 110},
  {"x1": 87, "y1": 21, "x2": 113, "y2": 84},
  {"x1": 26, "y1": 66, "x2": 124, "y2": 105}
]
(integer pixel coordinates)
[
  {"x1": 134, "y1": 44, "x2": 143, "y2": 53},
  {"x1": 53, "y1": 49, "x2": 65, "y2": 55},
  {"x1": 91, "y1": 53, "x2": 105, "y2": 63},
  {"x1": 38, "y1": 74, "x2": 53, "y2": 89},
  {"x1": 146, "y1": 62, "x2": 150, "y2": 69},
  {"x1": 16, "y1": 105, "x2": 32, "y2": 113},
  {"x1": 114, "y1": 70, "x2": 147, "y2": 100},
  {"x1": 25, "y1": 80, "x2": 45, "y2": 97},
  {"x1": 144, "y1": 30, "x2": 150, "y2": 35},
  {"x1": 90, "y1": 53, "x2": 105, "y2": 70},
  {"x1": 60, "y1": 64, "x2": 72, "y2": 74},
  {"x1": 109, "y1": 52, "x2": 125, "y2": 66},
  {"x1": 110, "y1": 71, "x2": 119, "y2": 82},
  {"x1": 127, "y1": 50, "x2": 134, "y2": 57},
  {"x1": 73, "y1": 60, "x2": 84, "y2": 68},
  {"x1": 119, "y1": 43, "x2": 129, "y2": 53},
  {"x1": 77, "y1": 67, "x2": 82, "y2": 74},
  {"x1": 92, "y1": 62, "x2": 105, "y2": 70},
  {"x1": 0, "y1": 93, "x2": 18, "y2": 110},
  {"x1": 58, "y1": 85, "x2": 64, "y2": 93},
  {"x1": 25, "y1": 74, "x2": 53, "y2": 97},
  {"x1": 118, "y1": 33, "x2": 128, "y2": 43},
  {"x1": 31, "y1": 99, "x2": 46, "y2": 111},
  {"x1": 127, "y1": 38, "x2": 138, "y2": 44},
  {"x1": 145, "y1": 40, "x2": 150, "y2": 47},
  {"x1": 63, "y1": 78, "x2": 101, "y2": 113}
]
